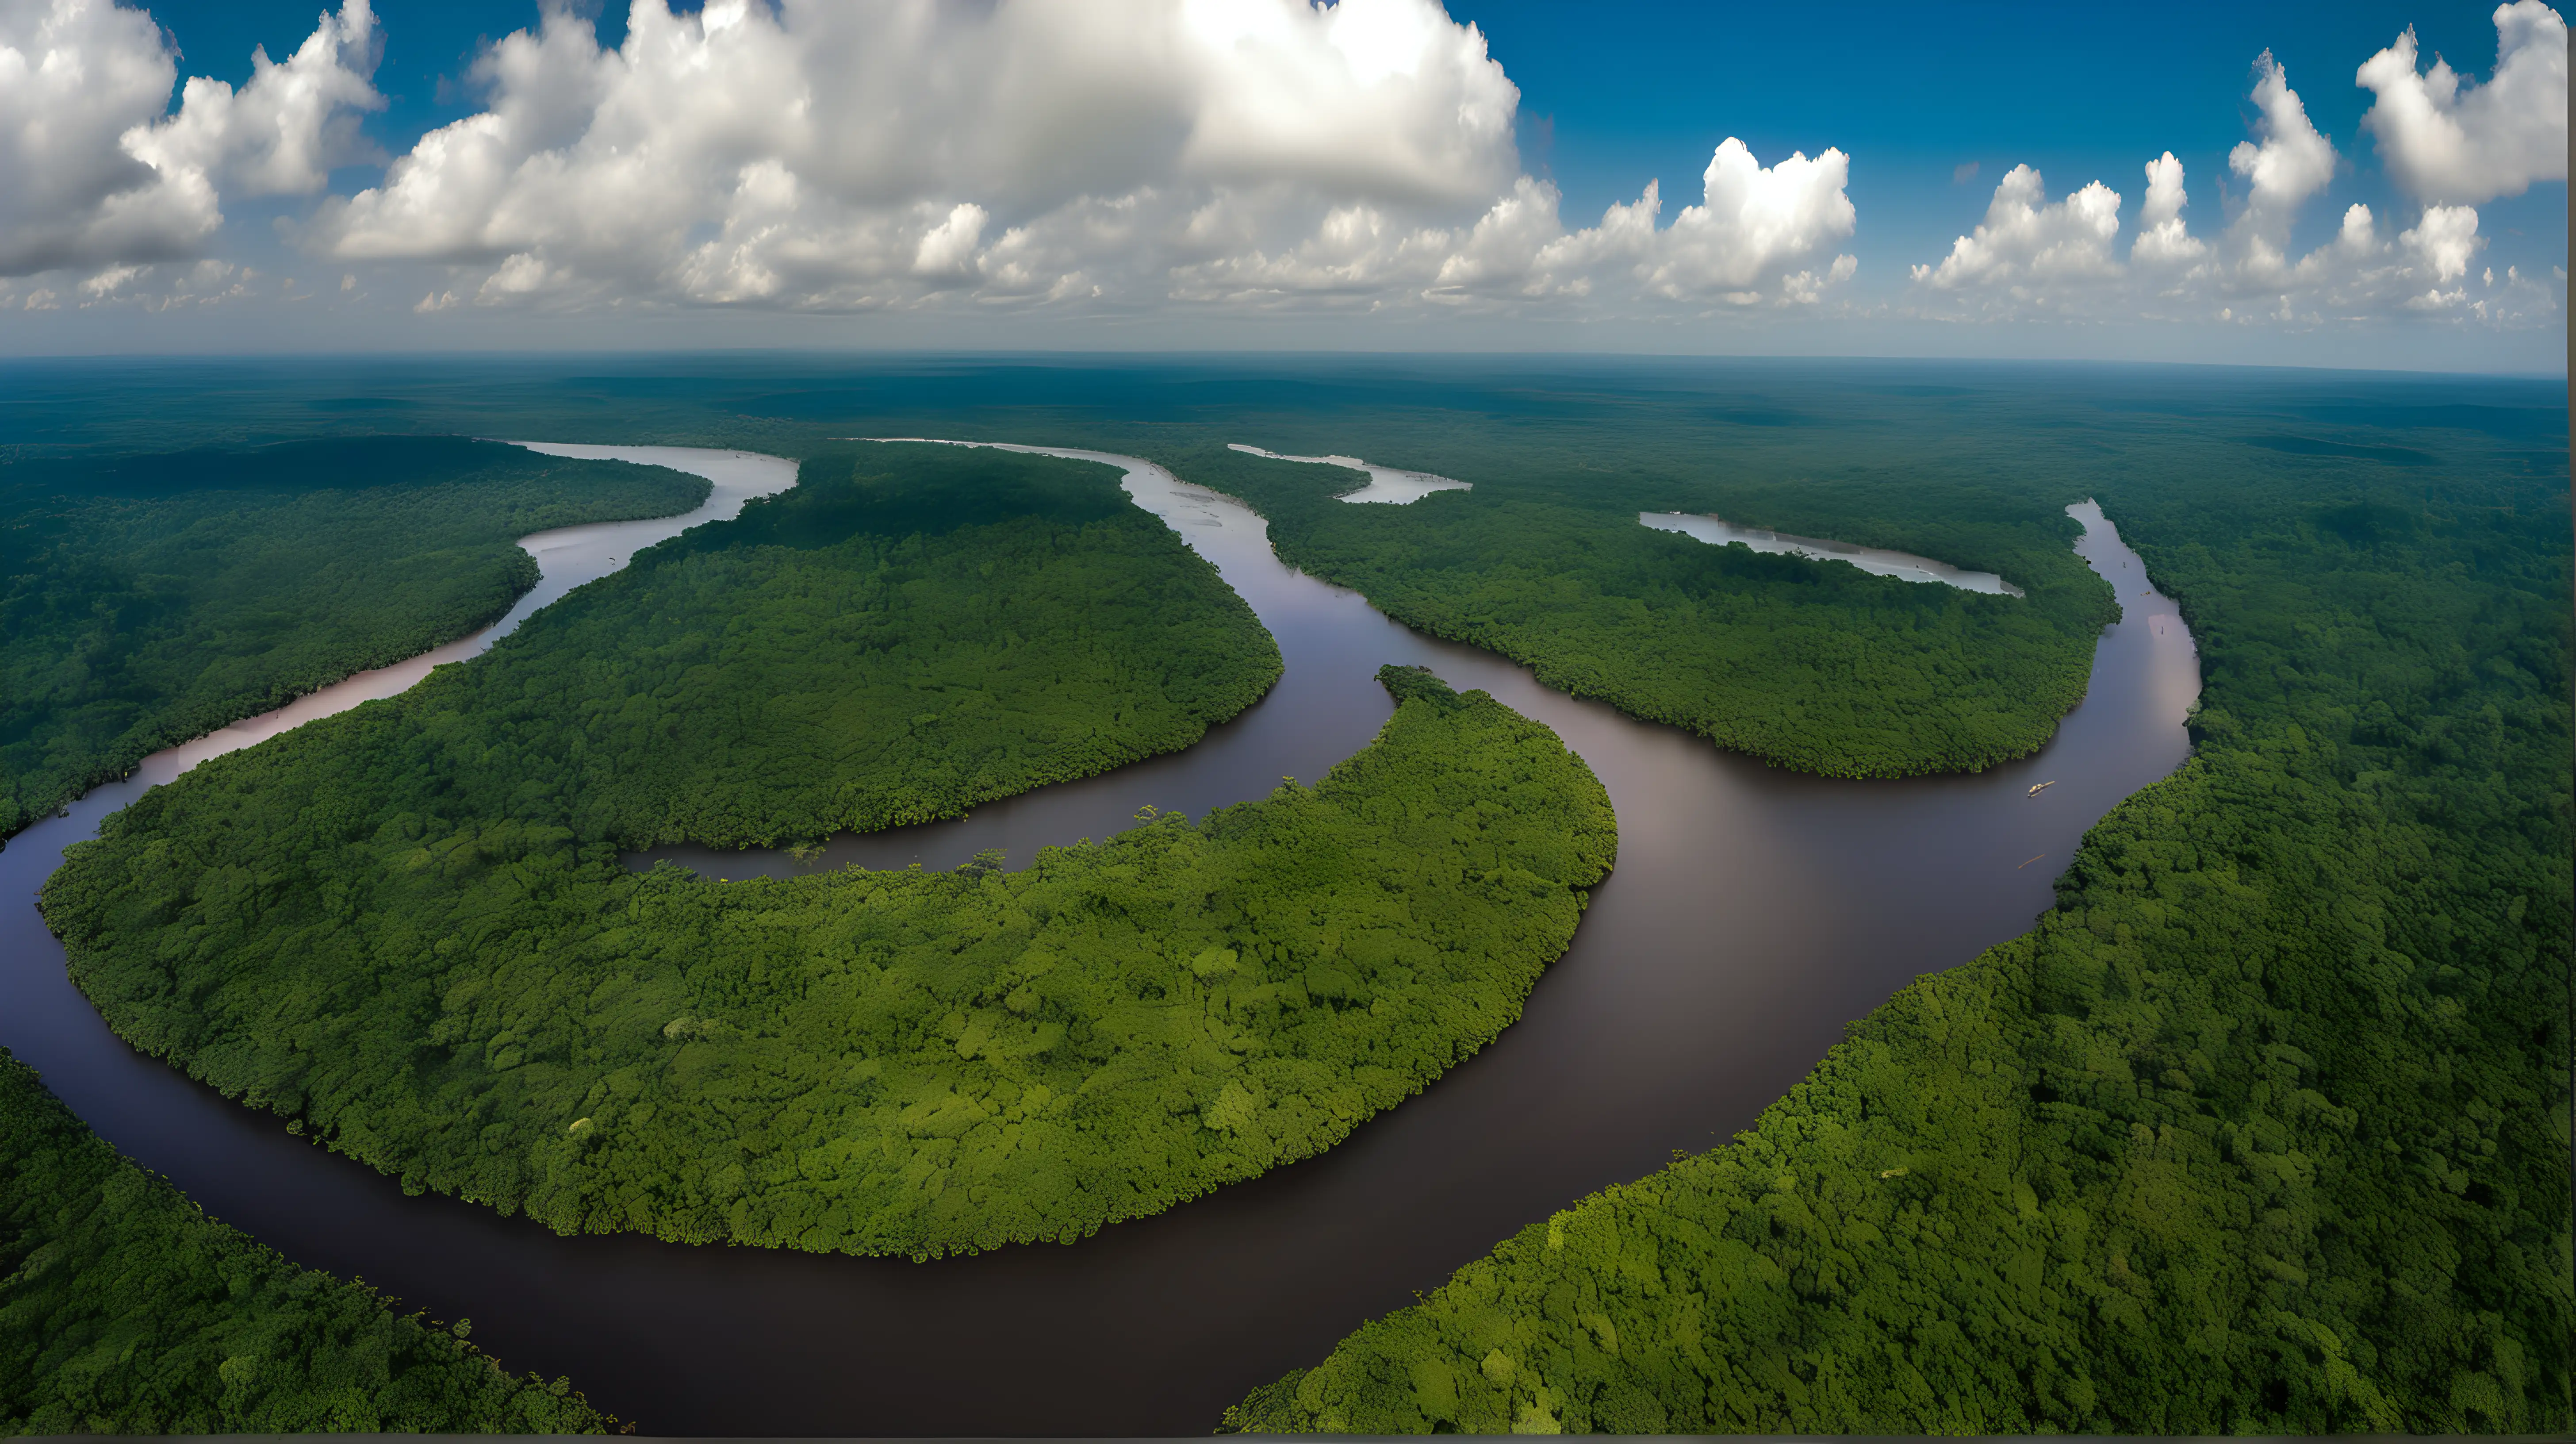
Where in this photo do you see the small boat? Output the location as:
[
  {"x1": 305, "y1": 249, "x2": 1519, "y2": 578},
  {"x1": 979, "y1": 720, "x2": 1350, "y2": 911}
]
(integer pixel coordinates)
[{"x1": 2027, "y1": 780, "x2": 2056, "y2": 797}]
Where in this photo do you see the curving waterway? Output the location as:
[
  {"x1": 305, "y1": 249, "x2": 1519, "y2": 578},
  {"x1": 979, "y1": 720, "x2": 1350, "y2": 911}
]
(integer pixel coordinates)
[
  {"x1": 0, "y1": 443, "x2": 2200, "y2": 1435},
  {"x1": 1224, "y1": 442, "x2": 1473, "y2": 504}
]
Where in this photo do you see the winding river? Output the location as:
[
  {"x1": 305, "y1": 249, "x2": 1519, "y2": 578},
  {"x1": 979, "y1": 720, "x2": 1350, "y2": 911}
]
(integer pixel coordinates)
[{"x1": 0, "y1": 443, "x2": 2200, "y2": 1435}]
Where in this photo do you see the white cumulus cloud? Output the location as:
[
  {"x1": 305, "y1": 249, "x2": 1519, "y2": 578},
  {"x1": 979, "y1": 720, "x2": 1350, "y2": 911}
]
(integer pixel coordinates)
[
  {"x1": 2229, "y1": 51, "x2": 2340, "y2": 219},
  {"x1": 319, "y1": 0, "x2": 1528, "y2": 309},
  {"x1": 1909, "y1": 28, "x2": 2563, "y2": 332},
  {"x1": 2131, "y1": 152, "x2": 2206, "y2": 270},
  {"x1": 1909, "y1": 165, "x2": 2122, "y2": 300},
  {"x1": 318, "y1": 0, "x2": 1855, "y2": 315},
  {"x1": 1641, "y1": 140, "x2": 1856, "y2": 300},
  {"x1": 2358, "y1": 1, "x2": 2568, "y2": 205},
  {"x1": 1411, "y1": 142, "x2": 1859, "y2": 307},
  {"x1": 0, "y1": 0, "x2": 381, "y2": 278}
]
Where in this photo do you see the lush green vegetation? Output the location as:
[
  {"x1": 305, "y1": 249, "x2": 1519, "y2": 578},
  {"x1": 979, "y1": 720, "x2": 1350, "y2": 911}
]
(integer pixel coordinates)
[
  {"x1": 41, "y1": 437, "x2": 1613, "y2": 1257},
  {"x1": 13, "y1": 359, "x2": 2563, "y2": 1430},
  {"x1": 0, "y1": 438, "x2": 710, "y2": 836},
  {"x1": 1223, "y1": 415, "x2": 2571, "y2": 1433},
  {"x1": 0, "y1": 1048, "x2": 612, "y2": 1435},
  {"x1": 1165, "y1": 442, "x2": 2117, "y2": 778},
  {"x1": 355, "y1": 442, "x2": 1286, "y2": 847}
]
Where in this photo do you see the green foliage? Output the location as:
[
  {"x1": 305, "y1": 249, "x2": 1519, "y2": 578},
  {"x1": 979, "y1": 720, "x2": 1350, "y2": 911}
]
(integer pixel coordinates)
[
  {"x1": 40, "y1": 439, "x2": 1614, "y2": 1258},
  {"x1": 370, "y1": 442, "x2": 1286, "y2": 846},
  {"x1": 0, "y1": 437, "x2": 709, "y2": 835},
  {"x1": 1165, "y1": 442, "x2": 2116, "y2": 778},
  {"x1": 0, "y1": 1048, "x2": 611, "y2": 1435},
  {"x1": 1222, "y1": 430, "x2": 2570, "y2": 1433}
]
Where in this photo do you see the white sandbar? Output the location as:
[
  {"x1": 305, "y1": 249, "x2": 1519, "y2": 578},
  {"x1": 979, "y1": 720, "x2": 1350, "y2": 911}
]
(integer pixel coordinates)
[{"x1": 1641, "y1": 512, "x2": 2024, "y2": 596}]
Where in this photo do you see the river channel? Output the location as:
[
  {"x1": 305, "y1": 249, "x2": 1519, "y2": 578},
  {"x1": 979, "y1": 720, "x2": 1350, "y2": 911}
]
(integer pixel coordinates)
[{"x1": 0, "y1": 442, "x2": 2200, "y2": 1435}]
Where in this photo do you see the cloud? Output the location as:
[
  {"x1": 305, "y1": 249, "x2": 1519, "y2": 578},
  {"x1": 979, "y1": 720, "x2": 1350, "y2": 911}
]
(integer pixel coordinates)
[
  {"x1": 1644, "y1": 140, "x2": 1856, "y2": 300},
  {"x1": 2358, "y1": 2, "x2": 2567, "y2": 204},
  {"x1": 1909, "y1": 31, "x2": 2563, "y2": 331},
  {"x1": 0, "y1": 0, "x2": 381, "y2": 279},
  {"x1": 2130, "y1": 152, "x2": 2206, "y2": 269},
  {"x1": 1909, "y1": 165, "x2": 2122, "y2": 300},
  {"x1": 314, "y1": 0, "x2": 1854, "y2": 315},
  {"x1": 2206, "y1": 50, "x2": 2342, "y2": 291},
  {"x1": 318, "y1": 0, "x2": 1524, "y2": 308},
  {"x1": 1154, "y1": 138, "x2": 1858, "y2": 312},
  {"x1": 2228, "y1": 51, "x2": 2339, "y2": 223},
  {"x1": 133, "y1": 0, "x2": 383, "y2": 197}
]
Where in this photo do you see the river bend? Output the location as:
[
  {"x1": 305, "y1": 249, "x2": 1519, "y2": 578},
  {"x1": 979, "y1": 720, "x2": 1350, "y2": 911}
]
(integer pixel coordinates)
[{"x1": 0, "y1": 443, "x2": 2200, "y2": 1435}]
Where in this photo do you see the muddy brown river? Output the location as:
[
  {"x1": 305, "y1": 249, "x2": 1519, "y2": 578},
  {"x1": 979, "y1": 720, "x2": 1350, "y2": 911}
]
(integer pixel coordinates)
[{"x1": 0, "y1": 443, "x2": 2199, "y2": 1435}]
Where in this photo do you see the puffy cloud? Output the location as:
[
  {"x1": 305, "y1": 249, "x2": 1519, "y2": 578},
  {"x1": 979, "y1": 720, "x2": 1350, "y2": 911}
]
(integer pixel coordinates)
[
  {"x1": 2358, "y1": 2, "x2": 2567, "y2": 204},
  {"x1": 0, "y1": 0, "x2": 380, "y2": 278},
  {"x1": 2228, "y1": 51, "x2": 2339, "y2": 222},
  {"x1": 318, "y1": 0, "x2": 1526, "y2": 307},
  {"x1": 1909, "y1": 37, "x2": 2560, "y2": 332},
  {"x1": 2130, "y1": 152, "x2": 2206, "y2": 269},
  {"x1": 316, "y1": 0, "x2": 1853, "y2": 315},
  {"x1": 132, "y1": 0, "x2": 383, "y2": 197},
  {"x1": 1909, "y1": 165, "x2": 2122, "y2": 298},
  {"x1": 1420, "y1": 142, "x2": 1858, "y2": 308},
  {"x1": 2400, "y1": 204, "x2": 2482, "y2": 283},
  {"x1": 1642, "y1": 140, "x2": 1856, "y2": 300},
  {"x1": 2213, "y1": 49, "x2": 2342, "y2": 289},
  {"x1": 1, "y1": 0, "x2": 215, "y2": 275},
  {"x1": 0, "y1": 0, "x2": 1858, "y2": 320}
]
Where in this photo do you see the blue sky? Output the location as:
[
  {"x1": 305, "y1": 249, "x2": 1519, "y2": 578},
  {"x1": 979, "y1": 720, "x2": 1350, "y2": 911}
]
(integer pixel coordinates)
[
  {"x1": 6, "y1": 1, "x2": 2566, "y2": 368},
  {"x1": 1466, "y1": 1, "x2": 2565, "y2": 268}
]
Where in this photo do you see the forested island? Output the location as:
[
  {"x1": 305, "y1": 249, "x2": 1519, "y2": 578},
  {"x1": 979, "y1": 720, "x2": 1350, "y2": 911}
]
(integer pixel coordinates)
[
  {"x1": 0, "y1": 438, "x2": 709, "y2": 837},
  {"x1": 0, "y1": 1049, "x2": 611, "y2": 1434},
  {"x1": 39, "y1": 443, "x2": 1613, "y2": 1256},
  {"x1": 1165, "y1": 439, "x2": 2116, "y2": 778},
  {"x1": 1221, "y1": 402, "x2": 2571, "y2": 1433}
]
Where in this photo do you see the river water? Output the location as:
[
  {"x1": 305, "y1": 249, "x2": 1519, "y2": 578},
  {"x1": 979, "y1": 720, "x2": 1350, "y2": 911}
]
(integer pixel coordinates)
[
  {"x1": 1640, "y1": 510, "x2": 2026, "y2": 596},
  {"x1": 1223, "y1": 442, "x2": 1473, "y2": 504},
  {"x1": 0, "y1": 445, "x2": 2199, "y2": 1435}
]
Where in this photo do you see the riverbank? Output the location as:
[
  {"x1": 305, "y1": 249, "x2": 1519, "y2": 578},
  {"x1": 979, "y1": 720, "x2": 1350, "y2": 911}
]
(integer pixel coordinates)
[{"x1": 2, "y1": 441, "x2": 2198, "y2": 1433}]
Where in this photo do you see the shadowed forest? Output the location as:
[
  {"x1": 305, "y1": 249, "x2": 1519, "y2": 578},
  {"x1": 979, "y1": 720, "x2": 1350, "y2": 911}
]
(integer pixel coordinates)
[{"x1": 0, "y1": 1049, "x2": 612, "y2": 1434}]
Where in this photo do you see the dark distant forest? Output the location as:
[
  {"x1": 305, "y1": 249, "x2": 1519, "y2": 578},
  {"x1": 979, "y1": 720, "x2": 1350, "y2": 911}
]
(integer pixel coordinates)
[
  {"x1": 1220, "y1": 387, "x2": 2572, "y2": 1433},
  {"x1": 0, "y1": 1049, "x2": 611, "y2": 1434},
  {"x1": 0, "y1": 438, "x2": 708, "y2": 836},
  {"x1": 40, "y1": 442, "x2": 1613, "y2": 1256}
]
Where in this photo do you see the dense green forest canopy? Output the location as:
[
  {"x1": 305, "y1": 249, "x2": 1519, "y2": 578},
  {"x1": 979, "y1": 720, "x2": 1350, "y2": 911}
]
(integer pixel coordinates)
[
  {"x1": 1163, "y1": 442, "x2": 2117, "y2": 777},
  {"x1": 11, "y1": 358, "x2": 2565, "y2": 1430},
  {"x1": 41, "y1": 439, "x2": 1615, "y2": 1256},
  {"x1": 0, "y1": 357, "x2": 2134, "y2": 780},
  {"x1": 0, "y1": 1048, "x2": 610, "y2": 1435},
  {"x1": 1221, "y1": 401, "x2": 2572, "y2": 1433},
  {"x1": 0, "y1": 437, "x2": 710, "y2": 836},
  {"x1": 395, "y1": 441, "x2": 1286, "y2": 847}
]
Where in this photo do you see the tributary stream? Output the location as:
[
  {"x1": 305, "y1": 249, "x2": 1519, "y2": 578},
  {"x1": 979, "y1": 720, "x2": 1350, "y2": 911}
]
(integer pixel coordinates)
[{"x1": 0, "y1": 443, "x2": 2200, "y2": 1435}]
